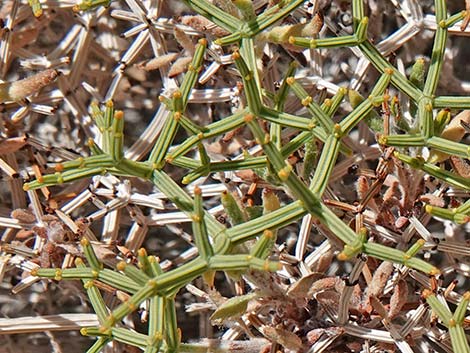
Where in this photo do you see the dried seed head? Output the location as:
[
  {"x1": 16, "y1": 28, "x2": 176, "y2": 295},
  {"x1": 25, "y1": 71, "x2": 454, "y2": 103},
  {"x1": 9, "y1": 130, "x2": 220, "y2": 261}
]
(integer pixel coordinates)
[
  {"x1": 169, "y1": 56, "x2": 193, "y2": 78},
  {"x1": 367, "y1": 261, "x2": 394, "y2": 298},
  {"x1": 389, "y1": 279, "x2": 408, "y2": 318},
  {"x1": 137, "y1": 53, "x2": 179, "y2": 71},
  {"x1": 0, "y1": 69, "x2": 58, "y2": 103},
  {"x1": 174, "y1": 27, "x2": 195, "y2": 54},
  {"x1": 356, "y1": 175, "x2": 369, "y2": 200}
]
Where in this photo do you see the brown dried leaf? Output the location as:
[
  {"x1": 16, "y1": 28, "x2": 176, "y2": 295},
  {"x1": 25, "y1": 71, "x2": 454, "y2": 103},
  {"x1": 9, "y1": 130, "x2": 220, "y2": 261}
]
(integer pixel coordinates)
[
  {"x1": 309, "y1": 277, "x2": 343, "y2": 296},
  {"x1": 11, "y1": 208, "x2": 36, "y2": 223},
  {"x1": 287, "y1": 272, "x2": 323, "y2": 300},
  {"x1": 430, "y1": 110, "x2": 470, "y2": 162},
  {"x1": 261, "y1": 326, "x2": 302, "y2": 351},
  {"x1": 450, "y1": 156, "x2": 470, "y2": 178},
  {"x1": 315, "y1": 290, "x2": 340, "y2": 310},
  {"x1": 313, "y1": 248, "x2": 334, "y2": 273}
]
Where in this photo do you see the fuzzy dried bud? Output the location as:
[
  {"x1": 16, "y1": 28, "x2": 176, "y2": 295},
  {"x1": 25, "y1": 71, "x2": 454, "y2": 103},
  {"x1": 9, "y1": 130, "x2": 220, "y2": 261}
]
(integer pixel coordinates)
[
  {"x1": 137, "y1": 53, "x2": 179, "y2": 71},
  {"x1": 389, "y1": 279, "x2": 408, "y2": 318},
  {"x1": 168, "y1": 56, "x2": 193, "y2": 78},
  {"x1": 367, "y1": 261, "x2": 394, "y2": 298},
  {"x1": 0, "y1": 69, "x2": 58, "y2": 103}
]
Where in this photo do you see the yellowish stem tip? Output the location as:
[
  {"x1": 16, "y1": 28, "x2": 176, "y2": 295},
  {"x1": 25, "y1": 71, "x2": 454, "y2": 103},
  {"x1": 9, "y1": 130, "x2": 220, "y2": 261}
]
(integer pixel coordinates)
[
  {"x1": 422, "y1": 288, "x2": 433, "y2": 299},
  {"x1": 463, "y1": 291, "x2": 470, "y2": 301},
  {"x1": 429, "y1": 267, "x2": 441, "y2": 275},
  {"x1": 116, "y1": 261, "x2": 127, "y2": 271},
  {"x1": 194, "y1": 186, "x2": 202, "y2": 195},
  {"x1": 174, "y1": 112, "x2": 182, "y2": 120},
  {"x1": 244, "y1": 113, "x2": 254, "y2": 122},
  {"x1": 114, "y1": 111, "x2": 124, "y2": 119},
  {"x1": 74, "y1": 257, "x2": 84, "y2": 266},
  {"x1": 232, "y1": 51, "x2": 240, "y2": 60},
  {"x1": 286, "y1": 77, "x2": 295, "y2": 85},
  {"x1": 263, "y1": 133, "x2": 270, "y2": 144},
  {"x1": 448, "y1": 318, "x2": 457, "y2": 327},
  {"x1": 301, "y1": 96, "x2": 312, "y2": 106},
  {"x1": 384, "y1": 67, "x2": 394, "y2": 75},
  {"x1": 126, "y1": 301, "x2": 137, "y2": 311},
  {"x1": 80, "y1": 238, "x2": 90, "y2": 246},
  {"x1": 377, "y1": 135, "x2": 388, "y2": 145},
  {"x1": 277, "y1": 165, "x2": 292, "y2": 181},
  {"x1": 172, "y1": 90, "x2": 182, "y2": 99},
  {"x1": 417, "y1": 239, "x2": 426, "y2": 246},
  {"x1": 138, "y1": 248, "x2": 147, "y2": 257},
  {"x1": 55, "y1": 163, "x2": 64, "y2": 172},
  {"x1": 22, "y1": 184, "x2": 30, "y2": 191},
  {"x1": 263, "y1": 229, "x2": 274, "y2": 238},
  {"x1": 198, "y1": 38, "x2": 208, "y2": 46},
  {"x1": 99, "y1": 326, "x2": 111, "y2": 335},
  {"x1": 106, "y1": 100, "x2": 114, "y2": 108},
  {"x1": 337, "y1": 252, "x2": 348, "y2": 261}
]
